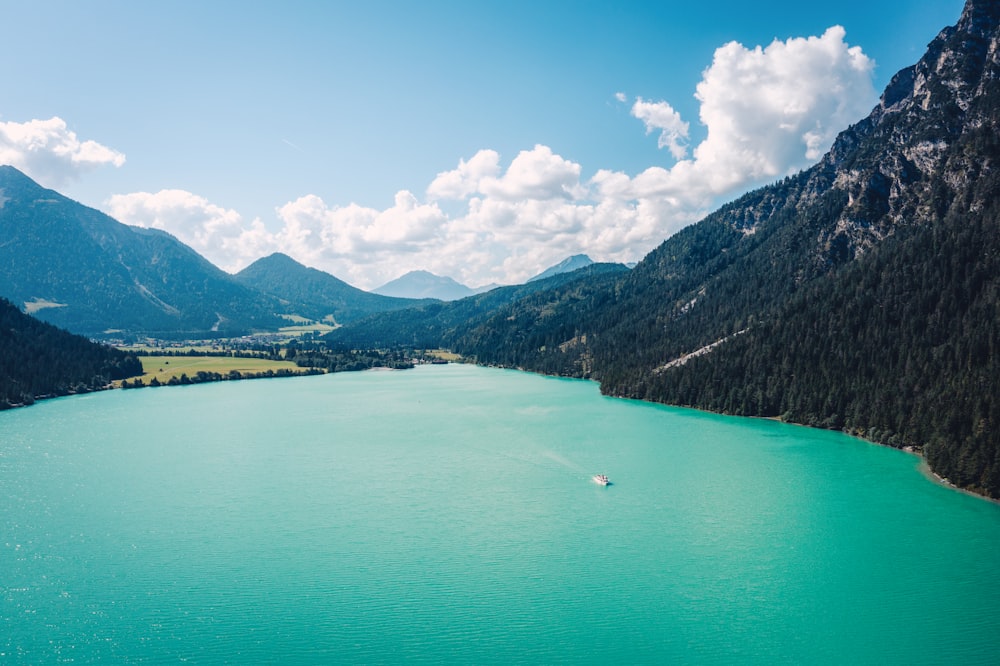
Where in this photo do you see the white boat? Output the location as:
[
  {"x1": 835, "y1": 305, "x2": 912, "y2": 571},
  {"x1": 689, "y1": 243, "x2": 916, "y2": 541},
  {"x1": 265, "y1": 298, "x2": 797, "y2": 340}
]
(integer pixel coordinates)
[{"x1": 593, "y1": 474, "x2": 610, "y2": 486}]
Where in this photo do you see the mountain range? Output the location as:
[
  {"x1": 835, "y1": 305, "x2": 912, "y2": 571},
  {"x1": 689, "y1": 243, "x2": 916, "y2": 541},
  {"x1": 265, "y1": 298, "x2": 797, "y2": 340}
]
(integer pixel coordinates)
[
  {"x1": 234, "y1": 253, "x2": 434, "y2": 324},
  {"x1": 327, "y1": 0, "x2": 1000, "y2": 498},
  {"x1": 0, "y1": 0, "x2": 996, "y2": 498},
  {"x1": 0, "y1": 166, "x2": 283, "y2": 338},
  {"x1": 374, "y1": 256, "x2": 598, "y2": 300},
  {"x1": 0, "y1": 170, "x2": 446, "y2": 337},
  {"x1": 0, "y1": 167, "x2": 605, "y2": 335},
  {"x1": 373, "y1": 270, "x2": 487, "y2": 301}
]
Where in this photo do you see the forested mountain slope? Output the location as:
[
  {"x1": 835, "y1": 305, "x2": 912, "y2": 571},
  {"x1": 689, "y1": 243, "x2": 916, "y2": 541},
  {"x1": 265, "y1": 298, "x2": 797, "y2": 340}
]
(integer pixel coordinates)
[
  {"x1": 325, "y1": 263, "x2": 630, "y2": 351},
  {"x1": 333, "y1": 0, "x2": 1000, "y2": 498},
  {"x1": 0, "y1": 298, "x2": 143, "y2": 408},
  {"x1": 0, "y1": 166, "x2": 283, "y2": 337},
  {"x1": 587, "y1": 0, "x2": 1000, "y2": 496},
  {"x1": 234, "y1": 252, "x2": 433, "y2": 324}
]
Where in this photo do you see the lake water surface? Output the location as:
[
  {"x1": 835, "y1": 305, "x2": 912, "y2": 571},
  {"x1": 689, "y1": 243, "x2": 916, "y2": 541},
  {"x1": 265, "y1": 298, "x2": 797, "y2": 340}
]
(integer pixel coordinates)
[{"x1": 3, "y1": 363, "x2": 1000, "y2": 664}]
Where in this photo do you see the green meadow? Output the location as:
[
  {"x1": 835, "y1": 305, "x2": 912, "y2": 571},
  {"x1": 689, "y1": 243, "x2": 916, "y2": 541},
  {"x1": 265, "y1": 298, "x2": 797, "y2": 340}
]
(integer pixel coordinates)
[{"x1": 136, "y1": 355, "x2": 308, "y2": 385}]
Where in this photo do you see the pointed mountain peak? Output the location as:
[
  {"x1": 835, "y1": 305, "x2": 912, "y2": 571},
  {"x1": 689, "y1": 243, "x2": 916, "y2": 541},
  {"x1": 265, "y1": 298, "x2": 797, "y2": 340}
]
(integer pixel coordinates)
[
  {"x1": 528, "y1": 255, "x2": 594, "y2": 282},
  {"x1": 374, "y1": 270, "x2": 475, "y2": 301},
  {"x1": 957, "y1": 0, "x2": 1000, "y2": 36},
  {"x1": 242, "y1": 252, "x2": 305, "y2": 271},
  {"x1": 0, "y1": 165, "x2": 55, "y2": 198}
]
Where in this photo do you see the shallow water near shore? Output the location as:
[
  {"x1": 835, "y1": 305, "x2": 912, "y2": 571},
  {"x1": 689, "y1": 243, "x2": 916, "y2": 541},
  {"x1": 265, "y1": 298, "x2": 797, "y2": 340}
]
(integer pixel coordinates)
[{"x1": 3, "y1": 363, "x2": 1000, "y2": 664}]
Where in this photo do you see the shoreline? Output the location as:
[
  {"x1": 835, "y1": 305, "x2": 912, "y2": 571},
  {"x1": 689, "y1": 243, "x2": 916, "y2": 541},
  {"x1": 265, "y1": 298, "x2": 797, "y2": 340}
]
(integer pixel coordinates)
[
  {"x1": 762, "y1": 414, "x2": 1000, "y2": 504},
  {"x1": 488, "y1": 360, "x2": 1000, "y2": 504},
  {"x1": 915, "y1": 457, "x2": 1000, "y2": 505},
  {"x1": 597, "y1": 377, "x2": 1000, "y2": 504}
]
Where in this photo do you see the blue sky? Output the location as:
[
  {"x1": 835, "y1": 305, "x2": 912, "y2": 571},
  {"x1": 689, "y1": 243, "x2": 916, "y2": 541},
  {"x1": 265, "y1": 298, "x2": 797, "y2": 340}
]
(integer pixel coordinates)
[{"x1": 0, "y1": 0, "x2": 966, "y2": 289}]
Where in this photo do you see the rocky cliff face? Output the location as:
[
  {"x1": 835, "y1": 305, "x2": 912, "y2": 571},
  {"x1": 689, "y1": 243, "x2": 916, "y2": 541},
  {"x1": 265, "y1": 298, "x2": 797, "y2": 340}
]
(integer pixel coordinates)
[
  {"x1": 316, "y1": 1, "x2": 1000, "y2": 497},
  {"x1": 446, "y1": 0, "x2": 1000, "y2": 496},
  {"x1": 602, "y1": 0, "x2": 1000, "y2": 497},
  {"x1": 814, "y1": 0, "x2": 1000, "y2": 262}
]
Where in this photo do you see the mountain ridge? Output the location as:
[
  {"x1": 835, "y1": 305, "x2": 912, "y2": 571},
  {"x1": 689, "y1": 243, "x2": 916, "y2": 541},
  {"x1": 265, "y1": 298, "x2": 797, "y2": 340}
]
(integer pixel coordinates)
[
  {"x1": 233, "y1": 252, "x2": 434, "y2": 324},
  {"x1": 0, "y1": 166, "x2": 284, "y2": 338},
  {"x1": 373, "y1": 270, "x2": 487, "y2": 301},
  {"x1": 528, "y1": 254, "x2": 595, "y2": 282},
  {"x1": 328, "y1": 0, "x2": 1000, "y2": 498}
]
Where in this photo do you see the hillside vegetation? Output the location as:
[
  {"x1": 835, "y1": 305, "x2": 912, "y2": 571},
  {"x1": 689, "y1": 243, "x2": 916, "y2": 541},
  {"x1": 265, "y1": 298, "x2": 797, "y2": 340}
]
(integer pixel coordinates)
[
  {"x1": 328, "y1": 0, "x2": 1000, "y2": 498},
  {"x1": 0, "y1": 298, "x2": 143, "y2": 408}
]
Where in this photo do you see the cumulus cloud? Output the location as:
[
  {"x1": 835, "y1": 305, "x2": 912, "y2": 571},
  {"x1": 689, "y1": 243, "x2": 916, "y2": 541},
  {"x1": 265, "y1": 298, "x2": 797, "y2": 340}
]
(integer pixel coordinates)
[
  {"x1": 416, "y1": 28, "x2": 873, "y2": 285},
  {"x1": 106, "y1": 190, "x2": 272, "y2": 273},
  {"x1": 103, "y1": 26, "x2": 876, "y2": 290},
  {"x1": 427, "y1": 149, "x2": 500, "y2": 200},
  {"x1": 691, "y1": 25, "x2": 874, "y2": 185},
  {"x1": 630, "y1": 98, "x2": 690, "y2": 160},
  {"x1": 269, "y1": 192, "x2": 451, "y2": 287},
  {"x1": 606, "y1": 25, "x2": 876, "y2": 217},
  {"x1": 0, "y1": 116, "x2": 125, "y2": 187},
  {"x1": 429, "y1": 145, "x2": 585, "y2": 203},
  {"x1": 480, "y1": 145, "x2": 584, "y2": 201}
]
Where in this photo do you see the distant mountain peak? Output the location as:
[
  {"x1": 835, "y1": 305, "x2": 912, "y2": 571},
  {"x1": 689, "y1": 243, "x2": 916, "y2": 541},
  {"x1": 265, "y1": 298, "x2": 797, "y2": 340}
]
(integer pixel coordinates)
[
  {"x1": 234, "y1": 253, "x2": 429, "y2": 324},
  {"x1": 0, "y1": 167, "x2": 282, "y2": 337},
  {"x1": 528, "y1": 254, "x2": 594, "y2": 282},
  {"x1": 374, "y1": 270, "x2": 478, "y2": 301},
  {"x1": 331, "y1": 0, "x2": 1000, "y2": 499}
]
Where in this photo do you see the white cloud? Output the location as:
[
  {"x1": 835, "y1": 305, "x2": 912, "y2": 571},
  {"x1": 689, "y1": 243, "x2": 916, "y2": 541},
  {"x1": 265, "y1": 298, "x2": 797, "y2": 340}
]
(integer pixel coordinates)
[
  {"x1": 480, "y1": 145, "x2": 584, "y2": 201},
  {"x1": 596, "y1": 24, "x2": 877, "y2": 231},
  {"x1": 429, "y1": 144, "x2": 585, "y2": 204},
  {"x1": 0, "y1": 116, "x2": 125, "y2": 187},
  {"x1": 270, "y1": 192, "x2": 451, "y2": 288},
  {"x1": 630, "y1": 98, "x2": 690, "y2": 160},
  {"x1": 427, "y1": 149, "x2": 500, "y2": 200},
  {"x1": 106, "y1": 190, "x2": 272, "y2": 273},
  {"x1": 689, "y1": 25, "x2": 875, "y2": 189},
  {"x1": 102, "y1": 26, "x2": 876, "y2": 291}
]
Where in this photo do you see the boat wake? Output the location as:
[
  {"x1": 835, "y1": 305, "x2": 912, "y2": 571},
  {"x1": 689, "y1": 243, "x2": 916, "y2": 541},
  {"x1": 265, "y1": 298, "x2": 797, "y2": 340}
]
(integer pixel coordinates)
[{"x1": 541, "y1": 450, "x2": 586, "y2": 474}]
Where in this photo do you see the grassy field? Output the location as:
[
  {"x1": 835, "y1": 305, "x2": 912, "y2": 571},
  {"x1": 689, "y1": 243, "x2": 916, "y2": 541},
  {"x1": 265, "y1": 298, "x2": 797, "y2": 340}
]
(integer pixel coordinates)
[
  {"x1": 424, "y1": 349, "x2": 462, "y2": 361},
  {"x1": 278, "y1": 323, "x2": 336, "y2": 335},
  {"x1": 135, "y1": 355, "x2": 308, "y2": 384},
  {"x1": 122, "y1": 345, "x2": 221, "y2": 354},
  {"x1": 278, "y1": 314, "x2": 338, "y2": 335}
]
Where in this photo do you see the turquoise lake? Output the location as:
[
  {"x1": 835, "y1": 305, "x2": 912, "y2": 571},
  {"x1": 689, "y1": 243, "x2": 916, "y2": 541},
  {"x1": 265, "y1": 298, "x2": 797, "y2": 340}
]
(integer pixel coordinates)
[{"x1": 3, "y1": 363, "x2": 1000, "y2": 664}]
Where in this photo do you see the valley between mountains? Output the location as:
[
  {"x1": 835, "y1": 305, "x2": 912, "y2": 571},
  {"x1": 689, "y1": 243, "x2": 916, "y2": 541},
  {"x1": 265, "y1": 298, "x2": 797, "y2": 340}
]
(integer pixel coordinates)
[{"x1": 1, "y1": 0, "x2": 998, "y2": 499}]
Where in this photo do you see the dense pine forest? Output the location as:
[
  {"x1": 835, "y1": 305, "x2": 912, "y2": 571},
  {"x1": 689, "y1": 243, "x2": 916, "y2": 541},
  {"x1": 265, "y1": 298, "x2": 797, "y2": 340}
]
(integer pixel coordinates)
[
  {"x1": 328, "y1": 1, "x2": 1000, "y2": 499},
  {"x1": 0, "y1": 298, "x2": 143, "y2": 409},
  {"x1": 622, "y1": 165, "x2": 1000, "y2": 496}
]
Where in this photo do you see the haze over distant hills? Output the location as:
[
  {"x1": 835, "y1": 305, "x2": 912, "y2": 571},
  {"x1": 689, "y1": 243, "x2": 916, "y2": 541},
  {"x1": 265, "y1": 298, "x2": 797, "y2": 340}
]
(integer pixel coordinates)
[
  {"x1": 373, "y1": 270, "x2": 490, "y2": 301},
  {"x1": 374, "y1": 256, "x2": 606, "y2": 300}
]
